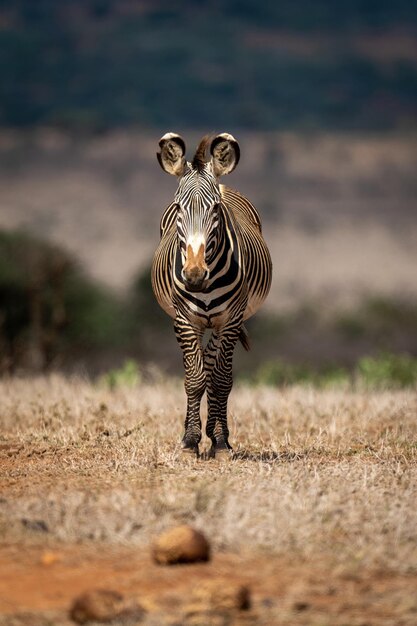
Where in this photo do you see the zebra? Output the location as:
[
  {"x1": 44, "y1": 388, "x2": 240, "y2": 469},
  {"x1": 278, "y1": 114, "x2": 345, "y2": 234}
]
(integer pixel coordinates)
[{"x1": 152, "y1": 132, "x2": 272, "y2": 457}]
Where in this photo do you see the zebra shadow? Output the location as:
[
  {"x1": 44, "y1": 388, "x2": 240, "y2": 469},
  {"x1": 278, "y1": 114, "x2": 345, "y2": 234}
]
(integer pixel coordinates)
[{"x1": 230, "y1": 449, "x2": 303, "y2": 464}]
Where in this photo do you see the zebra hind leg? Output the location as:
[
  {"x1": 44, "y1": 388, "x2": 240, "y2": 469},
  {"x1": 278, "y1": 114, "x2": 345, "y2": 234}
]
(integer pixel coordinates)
[{"x1": 205, "y1": 327, "x2": 239, "y2": 458}]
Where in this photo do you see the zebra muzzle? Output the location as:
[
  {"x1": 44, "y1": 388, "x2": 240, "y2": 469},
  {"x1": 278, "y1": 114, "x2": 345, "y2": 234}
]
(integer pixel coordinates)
[{"x1": 182, "y1": 243, "x2": 209, "y2": 292}]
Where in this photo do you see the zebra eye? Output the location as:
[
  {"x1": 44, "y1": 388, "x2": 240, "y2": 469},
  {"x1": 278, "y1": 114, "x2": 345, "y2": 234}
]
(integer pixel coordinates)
[
  {"x1": 212, "y1": 203, "x2": 221, "y2": 217},
  {"x1": 176, "y1": 206, "x2": 185, "y2": 225}
]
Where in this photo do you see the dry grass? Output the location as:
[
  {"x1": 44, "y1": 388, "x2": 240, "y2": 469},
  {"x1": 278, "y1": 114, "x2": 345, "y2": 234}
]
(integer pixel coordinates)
[{"x1": 1, "y1": 375, "x2": 416, "y2": 577}]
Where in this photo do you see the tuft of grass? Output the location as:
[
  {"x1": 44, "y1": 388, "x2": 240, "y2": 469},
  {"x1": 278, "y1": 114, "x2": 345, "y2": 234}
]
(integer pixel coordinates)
[{"x1": 98, "y1": 359, "x2": 142, "y2": 390}]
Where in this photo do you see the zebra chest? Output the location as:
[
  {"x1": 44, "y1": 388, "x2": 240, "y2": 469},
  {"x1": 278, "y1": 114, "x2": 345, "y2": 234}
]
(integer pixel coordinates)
[
  {"x1": 173, "y1": 287, "x2": 234, "y2": 328},
  {"x1": 176, "y1": 289, "x2": 219, "y2": 316}
]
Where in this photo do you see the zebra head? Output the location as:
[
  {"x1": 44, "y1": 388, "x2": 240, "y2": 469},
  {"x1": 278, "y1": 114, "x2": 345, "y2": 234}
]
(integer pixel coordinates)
[{"x1": 157, "y1": 132, "x2": 240, "y2": 292}]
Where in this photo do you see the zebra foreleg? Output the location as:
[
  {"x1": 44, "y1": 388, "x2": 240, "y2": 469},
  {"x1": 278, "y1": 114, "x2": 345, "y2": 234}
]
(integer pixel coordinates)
[
  {"x1": 174, "y1": 318, "x2": 205, "y2": 455},
  {"x1": 204, "y1": 332, "x2": 220, "y2": 451},
  {"x1": 205, "y1": 326, "x2": 240, "y2": 457}
]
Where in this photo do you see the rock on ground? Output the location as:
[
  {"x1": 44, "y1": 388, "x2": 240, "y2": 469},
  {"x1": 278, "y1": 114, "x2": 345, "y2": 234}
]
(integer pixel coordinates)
[
  {"x1": 70, "y1": 588, "x2": 144, "y2": 624},
  {"x1": 151, "y1": 525, "x2": 210, "y2": 565}
]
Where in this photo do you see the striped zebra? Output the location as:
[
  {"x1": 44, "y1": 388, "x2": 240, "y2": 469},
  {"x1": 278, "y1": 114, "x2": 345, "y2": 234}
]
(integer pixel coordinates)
[{"x1": 152, "y1": 133, "x2": 272, "y2": 457}]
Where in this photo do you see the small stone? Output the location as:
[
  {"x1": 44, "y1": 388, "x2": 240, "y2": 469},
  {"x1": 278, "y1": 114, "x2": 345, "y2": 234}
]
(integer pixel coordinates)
[
  {"x1": 69, "y1": 588, "x2": 144, "y2": 624},
  {"x1": 152, "y1": 525, "x2": 210, "y2": 565},
  {"x1": 40, "y1": 551, "x2": 60, "y2": 566},
  {"x1": 187, "y1": 579, "x2": 251, "y2": 613}
]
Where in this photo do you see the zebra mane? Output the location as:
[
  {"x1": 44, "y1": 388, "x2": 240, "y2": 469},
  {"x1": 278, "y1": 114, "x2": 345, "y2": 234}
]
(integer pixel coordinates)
[{"x1": 191, "y1": 135, "x2": 212, "y2": 172}]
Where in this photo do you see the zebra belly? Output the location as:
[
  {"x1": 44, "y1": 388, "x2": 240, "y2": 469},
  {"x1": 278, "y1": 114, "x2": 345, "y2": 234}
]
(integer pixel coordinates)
[{"x1": 243, "y1": 292, "x2": 267, "y2": 321}]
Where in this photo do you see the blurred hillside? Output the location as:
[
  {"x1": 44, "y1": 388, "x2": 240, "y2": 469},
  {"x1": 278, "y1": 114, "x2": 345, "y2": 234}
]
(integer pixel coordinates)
[
  {"x1": 1, "y1": 0, "x2": 416, "y2": 130},
  {"x1": 0, "y1": 129, "x2": 416, "y2": 311}
]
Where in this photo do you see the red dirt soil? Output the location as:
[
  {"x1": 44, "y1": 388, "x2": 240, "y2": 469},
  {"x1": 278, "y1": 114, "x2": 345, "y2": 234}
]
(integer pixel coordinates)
[{"x1": 0, "y1": 543, "x2": 416, "y2": 625}]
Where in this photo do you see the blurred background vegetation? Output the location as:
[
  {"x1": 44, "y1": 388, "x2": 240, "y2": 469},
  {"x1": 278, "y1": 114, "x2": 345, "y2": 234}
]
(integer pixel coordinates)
[
  {"x1": 0, "y1": 0, "x2": 416, "y2": 385},
  {"x1": 1, "y1": 0, "x2": 417, "y2": 130}
]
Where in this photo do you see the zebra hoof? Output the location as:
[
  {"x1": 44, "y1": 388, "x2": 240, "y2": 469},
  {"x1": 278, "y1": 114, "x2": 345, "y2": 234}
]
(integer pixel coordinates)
[
  {"x1": 181, "y1": 440, "x2": 200, "y2": 457},
  {"x1": 208, "y1": 442, "x2": 233, "y2": 459}
]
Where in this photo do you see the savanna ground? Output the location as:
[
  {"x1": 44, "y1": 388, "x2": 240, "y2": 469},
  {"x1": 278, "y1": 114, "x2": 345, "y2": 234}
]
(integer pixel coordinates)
[{"x1": 0, "y1": 375, "x2": 416, "y2": 625}]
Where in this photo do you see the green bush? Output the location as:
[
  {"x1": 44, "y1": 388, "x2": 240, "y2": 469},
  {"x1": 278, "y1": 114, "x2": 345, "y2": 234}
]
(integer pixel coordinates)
[
  {"x1": 336, "y1": 298, "x2": 417, "y2": 343},
  {"x1": 356, "y1": 353, "x2": 417, "y2": 388},
  {"x1": 63, "y1": 272, "x2": 126, "y2": 346},
  {"x1": 251, "y1": 359, "x2": 350, "y2": 387},
  {"x1": 0, "y1": 229, "x2": 126, "y2": 370},
  {"x1": 316, "y1": 366, "x2": 351, "y2": 388},
  {"x1": 248, "y1": 353, "x2": 417, "y2": 389},
  {"x1": 129, "y1": 264, "x2": 169, "y2": 332}
]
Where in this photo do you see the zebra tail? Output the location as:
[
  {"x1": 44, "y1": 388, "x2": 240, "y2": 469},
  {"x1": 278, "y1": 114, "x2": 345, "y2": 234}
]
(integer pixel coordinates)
[{"x1": 239, "y1": 325, "x2": 251, "y2": 351}]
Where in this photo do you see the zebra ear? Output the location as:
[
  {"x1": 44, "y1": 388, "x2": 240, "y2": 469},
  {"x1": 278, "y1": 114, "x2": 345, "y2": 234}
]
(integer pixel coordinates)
[
  {"x1": 157, "y1": 133, "x2": 186, "y2": 176},
  {"x1": 210, "y1": 133, "x2": 240, "y2": 177}
]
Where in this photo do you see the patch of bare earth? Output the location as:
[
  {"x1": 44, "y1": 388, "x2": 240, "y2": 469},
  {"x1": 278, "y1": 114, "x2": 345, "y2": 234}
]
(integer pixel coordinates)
[{"x1": 0, "y1": 376, "x2": 416, "y2": 625}]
